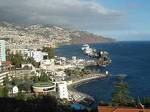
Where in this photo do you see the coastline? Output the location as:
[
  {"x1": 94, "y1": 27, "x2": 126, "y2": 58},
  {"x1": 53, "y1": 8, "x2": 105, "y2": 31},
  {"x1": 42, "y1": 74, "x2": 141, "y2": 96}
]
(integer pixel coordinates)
[
  {"x1": 57, "y1": 41, "x2": 116, "y2": 47},
  {"x1": 67, "y1": 74, "x2": 108, "y2": 103},
  {"x1": 68, "y1": 74, "x2": 107, "y2": 87}
]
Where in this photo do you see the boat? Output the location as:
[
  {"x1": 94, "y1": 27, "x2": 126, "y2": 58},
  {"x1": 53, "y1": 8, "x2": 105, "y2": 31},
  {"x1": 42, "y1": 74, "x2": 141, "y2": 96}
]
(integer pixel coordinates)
[
  {"x1": 81, "y1": 44, "x2": 111, "y2": 67},
  {"x1": 81, "y1": 44, "x2": 90, "y2": 51}
]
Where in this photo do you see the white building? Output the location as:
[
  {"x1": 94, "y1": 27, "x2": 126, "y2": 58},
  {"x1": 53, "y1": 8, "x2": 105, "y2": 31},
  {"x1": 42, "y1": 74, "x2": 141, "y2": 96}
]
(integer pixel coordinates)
[
  {"x1": 12, "y1": 86, "x2": 19, "y2": 94},
  {"x1": 58, "y1": 81, "x2": 69, "y2": 99},
  {"x1": 32, "y1": 51, "x2": 48, "y2": 62},
  {"x1": 32, "y1": 51, "x2": 44, "y2": 62},
  {"x1": 10, "y1": 49, "x2": 48, "y2": 62}
]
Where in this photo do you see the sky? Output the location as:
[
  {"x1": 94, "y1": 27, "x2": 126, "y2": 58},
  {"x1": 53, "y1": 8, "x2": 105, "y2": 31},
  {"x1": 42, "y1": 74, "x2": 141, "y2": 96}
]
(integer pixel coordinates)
[{"x1": 0, "y1": 0, "x2": 149, "y2": 41}]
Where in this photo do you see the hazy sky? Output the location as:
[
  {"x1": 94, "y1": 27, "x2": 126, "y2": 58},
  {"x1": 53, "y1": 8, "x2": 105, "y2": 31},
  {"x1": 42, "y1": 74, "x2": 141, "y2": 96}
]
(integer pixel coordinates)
[{"x1": 0, "y1": 0, "x2": 149, "y2": 40}]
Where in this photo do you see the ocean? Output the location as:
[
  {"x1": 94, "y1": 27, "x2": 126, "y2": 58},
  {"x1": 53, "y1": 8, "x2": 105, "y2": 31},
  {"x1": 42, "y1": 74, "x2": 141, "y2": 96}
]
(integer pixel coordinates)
[{"x1": 56, "y1": 41, "x2": 150, "y2": 106}]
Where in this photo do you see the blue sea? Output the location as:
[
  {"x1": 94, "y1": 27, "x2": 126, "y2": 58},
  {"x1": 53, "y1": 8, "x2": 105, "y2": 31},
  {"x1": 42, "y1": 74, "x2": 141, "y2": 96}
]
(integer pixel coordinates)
[{"x1": 56, "y1": 41, "x2": 150, "y2": 107}]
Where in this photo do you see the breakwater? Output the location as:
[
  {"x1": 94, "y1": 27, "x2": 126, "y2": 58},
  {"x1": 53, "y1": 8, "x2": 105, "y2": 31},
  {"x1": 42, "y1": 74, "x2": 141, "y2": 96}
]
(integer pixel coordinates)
[{"x1": 67, "y1": 74, "x2": 107, "y2": 103}]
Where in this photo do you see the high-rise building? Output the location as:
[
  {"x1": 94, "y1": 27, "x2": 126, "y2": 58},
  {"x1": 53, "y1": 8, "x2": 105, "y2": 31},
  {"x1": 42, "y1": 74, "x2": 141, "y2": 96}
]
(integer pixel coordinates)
[
  {"x1": 58, "y1": 81, "x2": 69, "y2": 99},
  {"x1": 0, "y1": 40, "x2": 6, "y2": 63}
]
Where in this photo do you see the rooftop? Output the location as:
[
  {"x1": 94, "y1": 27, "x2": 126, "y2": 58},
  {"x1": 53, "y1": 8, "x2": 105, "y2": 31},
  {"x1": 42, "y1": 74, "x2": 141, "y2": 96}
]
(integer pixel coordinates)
[
  {"x1": 33, "y1": 82, "x2": 54, "y2": 87},
  {"x1": 98, "y1": 106, "x2": 150, "y2": 112}
]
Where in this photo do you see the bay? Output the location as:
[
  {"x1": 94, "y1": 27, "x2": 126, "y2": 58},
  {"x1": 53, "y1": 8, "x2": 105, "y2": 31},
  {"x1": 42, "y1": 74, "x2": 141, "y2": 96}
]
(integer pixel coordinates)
[{"x1": 56, "y1": 41, "x2": 150, "y2": 106}]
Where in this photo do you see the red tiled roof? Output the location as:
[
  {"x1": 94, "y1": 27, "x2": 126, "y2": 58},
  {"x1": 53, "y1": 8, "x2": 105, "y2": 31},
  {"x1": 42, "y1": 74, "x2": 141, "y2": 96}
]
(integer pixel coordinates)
[
  {"x1": 98, "y1": 106, "x2": 150, "y2": 112},
  {"x1": 98, "y1": 106, "x2": 116, "y2": 112}
]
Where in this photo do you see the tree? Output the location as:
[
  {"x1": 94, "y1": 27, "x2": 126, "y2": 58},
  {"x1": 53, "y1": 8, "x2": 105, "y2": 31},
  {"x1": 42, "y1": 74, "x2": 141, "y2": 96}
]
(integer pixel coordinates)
[
  {"x1": 15, "y1": 91, "x2": 26, "y2": 100},
  {"x1": 43, "y1": 55, "x2": 48, "y2": 60},
  {"x1": 42, "y1": 47, "x2": 55, "y2": 59},
  {"x1": 0, "y1": 95, "x2": 73, "y2": 112},
  {"x1": 10, "y1": 53, "x2": 24, "y2": 68},
  {"x1": 18, "y1": 81, "x2": 32, "y2": 92},
  {"x1": 39, "y1": 72, "x2": 49, "y2": 82},
  {"x1": 111, "y1": 76, "x2": 135, "y2": 107},
  {"x1": 27, "y1": 57, "x2": 34, "y2": 63},
  {"x1": 27, "y1": 57, "x2": 40, "y2": 68},
  {"x1": 31, "y1": 76, "x2": 39, "y2": 83}
]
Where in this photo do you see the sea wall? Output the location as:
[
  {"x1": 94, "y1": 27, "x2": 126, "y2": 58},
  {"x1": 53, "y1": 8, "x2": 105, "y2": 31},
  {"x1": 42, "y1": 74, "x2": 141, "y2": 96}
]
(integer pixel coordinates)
[{"x1": 67, "y1": 74, "x2": 108, "y2": 102}]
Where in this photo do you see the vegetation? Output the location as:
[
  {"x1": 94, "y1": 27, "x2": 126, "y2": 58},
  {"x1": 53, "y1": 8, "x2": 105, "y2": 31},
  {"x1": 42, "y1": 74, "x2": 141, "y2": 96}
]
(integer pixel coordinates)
[
  {"x1": 9, "y1": 52, "x2": 40, "y2": 68},
  {"x1": 7, "y1": 47, "x2": 55, "y2": 68},
  {"x1": 39, "y1": 71, "x2": 49, "y2": 82},
  {"x1": 0, "y1": 86, "x2": 8, "y2": 97},
  {"x1": 11, "y1": 78, "x2": 22, "y2": 86},
  {"x1": 27, "y1": 57, "x2": 40, "y2": 68},
  {"x1": 65, "y1": 68, "x2": 91, "y2": 77},
  {"x1": 42, "y1": 47, "x2": 55, "y2": 59},
  {"x1": 15, "y1": 92, "x2": 26, "y2": 100},
  {"x1": 110, "y1": 76, "x2": 135, "y2": 107},
  {"x1": 18, "y1": 81, "x2": 32, "y2": 92},
  {"x1": 9, "y1": 53, "x2": 24, "y2": 68},
  {"x1": 138, "y1": 97, "x2": 150, "y2": 108},
  {"x1": 11, "y1": 77, "x2": 32, "y2": 93},
  {"x1": 0, "y1": 95, "x2": 73, "y2": 112},
  {"x1": 11, "y1": 71, "x2": 50, "y2": 92},
  {"x1": 31, "y1": 76, "x2": 39, "y2": 83}
]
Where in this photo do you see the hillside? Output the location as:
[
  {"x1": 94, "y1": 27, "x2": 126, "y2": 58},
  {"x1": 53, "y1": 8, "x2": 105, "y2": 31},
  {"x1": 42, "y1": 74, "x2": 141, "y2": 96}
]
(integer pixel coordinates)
[
  {"x1": 0, "y1": 22, "x2": 115, "y2": 49},
  {"x1": 70, "y1": 31, "x2": 115, "y2": 44}
]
